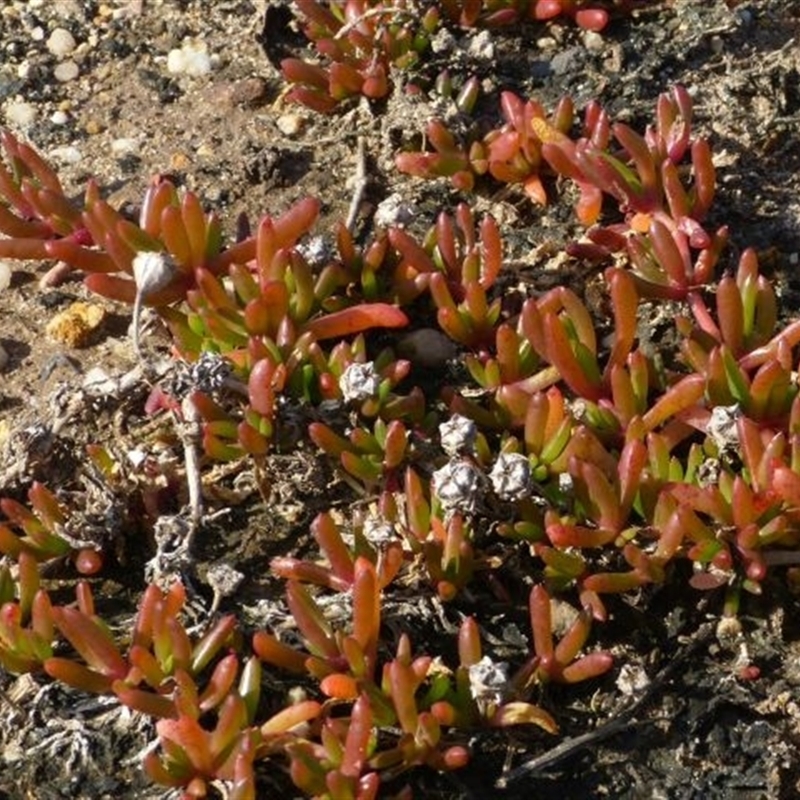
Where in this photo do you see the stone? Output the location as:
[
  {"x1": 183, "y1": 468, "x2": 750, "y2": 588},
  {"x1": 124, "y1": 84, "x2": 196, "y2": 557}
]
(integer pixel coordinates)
[
  {"x1": 46, "y1": 302, "x2": 107, "y2": 347},
  {"x1": 47, "y1": 28, "x2": 77, "y2": 58}
]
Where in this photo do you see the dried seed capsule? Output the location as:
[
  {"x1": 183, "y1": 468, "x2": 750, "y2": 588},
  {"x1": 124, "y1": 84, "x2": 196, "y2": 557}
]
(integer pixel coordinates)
[
  {"x1": 706, "y1": 403, "x2": 740, "y2": 453},
  {"x1": 132, "y1": 250, "x2": 176, "y2": 298},
  {"x1": 439, "y1": 414, "x2": 477, "y2": 457},
  {"x1": 339, "y1": 361, "x2": 380, "y2": 402},
  {"x1": 468, "y1": 655, "x2": 509, "y2": 706},
  {"x1": 432, "y1": 458, "x2": 482, "y2": 513},
  {"x1": 490, "y1": 452, "x2": 531, "y2": 501}
]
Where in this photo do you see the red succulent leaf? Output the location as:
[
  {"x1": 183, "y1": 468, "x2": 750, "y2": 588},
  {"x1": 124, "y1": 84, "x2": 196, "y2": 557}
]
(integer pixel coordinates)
[
  {"x1": 529, "y1": 584, "x2": 554, "y2": 660},
  {"x1": 458, "y1": 616, "x2": 482, "y2": 668},
  {"x1": 312, "y1": 512, "x2": 356, "y2": 585},
  {"x1": 44, "y1": 657, "x2": 115, "y2": 694},
  {"x1": 320, "y1": 672, "x2": 360, "y2": 700},
  {"x1": 262, "y1": 699, "x2": 323, "y2": 738},
  {"x1": 191, "y1": 615, "x2": 237, "y2": 675},
  {"x1": 302, "y1": 304, "x2": 408, "y2": 340},
  {"x1": 252, "y1": 630, "x2": 308, "y2": 674},
  {"x1": 286, "y1": 581, "x2": 339, "y2": 662},
  {"x1": 560, "y1": 651, "x2": 614, "y2": 682},
  {"x1": 157, "y1": 714, "x2": 214, "y2": 777},
  {"x1": 352, "y1": 557, "x2": 380, "y2": 676},
  {"x1": 341, "y1": 693, "x2": 373, "y2": 778},
  {"x1": 50, "y1": 604, "x2": 127, "y2": 680}
]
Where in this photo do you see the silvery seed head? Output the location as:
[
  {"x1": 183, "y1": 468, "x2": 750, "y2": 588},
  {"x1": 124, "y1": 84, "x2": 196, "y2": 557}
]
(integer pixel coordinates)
[
  {"x1": 374, "y1": 192, "x2": 416, "y2": 229},
  {"x1": 468, "y1": 656, "x2": 509, "y2": 707},
  {"x1": 490, "y1": 452, "x2": 531, "y2": 501},
  {"x1": 439, "y1": 414, "x2": 478, "y2": 457},
  {"x1": 432, "y1": 458, "x2": 482, "y2": 513},
  {"x1": 696, "y1": 457, "x2": 721, "y2": 488},
  {"x1": 339, "y1": 362, "x2": 380, "y2": 402},
  {"x1": 706, "y1": 403, "x2": 740, "y2": 452},
  {"x1": 132, "y1": 251, "x2": 177, "y2": 299},
  {"x1": 163, "y1": 351, "x2": 232, "y2": 398},
  {"x1": 296, "y1": 235, "x2": 333, "y2": 269},
  {"x1": 191, "y1": 351, "x2": 232, "y2": 393},
  {"x1": 363, "y1": 516, "x2": 396, "y2": 546}
]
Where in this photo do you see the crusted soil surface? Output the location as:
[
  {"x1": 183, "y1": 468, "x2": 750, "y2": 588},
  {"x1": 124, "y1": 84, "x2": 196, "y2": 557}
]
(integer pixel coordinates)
[{"x1": 1, "y1": 1, "x2": 800, "y2": 798}]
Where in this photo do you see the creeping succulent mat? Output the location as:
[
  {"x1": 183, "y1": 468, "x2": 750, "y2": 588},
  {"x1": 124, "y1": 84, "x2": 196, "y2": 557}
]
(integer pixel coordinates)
[{"x1": 1, "y1": 1, "x2": 800, "y2": 798}]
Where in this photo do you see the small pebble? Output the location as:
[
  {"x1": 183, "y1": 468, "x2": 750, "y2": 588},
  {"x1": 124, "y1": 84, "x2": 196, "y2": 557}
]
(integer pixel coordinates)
[
  {"x1": 616, "y1": 664, "x2": 650, "y2": 696},
  {"x1": 234, "y1": 77, "x2": 268, "y2": 105},
  {"x1": 276, "y1": 112, "x2": 303, "y2": 136},
  {"x1": 603, "y1": 43, "x2": 624, "y2": 73},
  {"x1": 4, "y1": 100, "x2": 36, "y2": 126},
  {"x1": 84, "y1": 118, "x2": 103, "y2": 134},
  {"x1": 716, "y1": 616, "x2": 743, "y2": 645},
  {"x1": 51, "y1": 110, "x2": 69, "y2": 125},
  {"x1": 213, "y1": 77, "x2": 268, "y2": 108},
  {"x1": 54, "y1": 60, "x2": 80, "y2": 82},
  {"x1": 110, "y1": 137, "x2": 140, "y2": 156},
  {"x1": 170, "y1": 151, "x2": 192, "y2": 170},
  {"x1": 374, "y1": 193, "x2": 415, "y2": 228},
  {"x1": 583, "y1": 30, "x2": 605, "y2": 52},
  {"x1": 550, "y1": 597, "x2": 581, "y2": 637},
  {"x1": 52, "y1": 0, "x2": 83, "y2": 19},
  {"x1": 47, "y1": 28, "x2": 77, "y2": 57},
  {"x1": 48, "y1": 145, "x2": 82, "y2": 164},
  {"x1": 167, "y1": 40, "x2": 212, "y2": 77},
  {"x1": 397, "y1": 328, "x2": 457, "y2": 369},
  {"x1": 46, "y1": 302, "x2": 106, "y2": 348},
  {"x1": 431, "y1": 28, "x2": 456, "y2": 54},
  {"x1": 550, "y1": 46, "x2": 582, "y2": 75},
  {"x1": 467, "y1": 30, "x2": 494, "y2": 62},
  {"x1": 0, "y1": 260, "x2": 11, "y2": 292}
]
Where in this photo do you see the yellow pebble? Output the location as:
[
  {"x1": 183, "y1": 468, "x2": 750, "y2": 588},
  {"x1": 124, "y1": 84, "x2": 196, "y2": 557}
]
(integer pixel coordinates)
[{"x1": 46, "y1": 302, "x2": 107, "y2": 348}]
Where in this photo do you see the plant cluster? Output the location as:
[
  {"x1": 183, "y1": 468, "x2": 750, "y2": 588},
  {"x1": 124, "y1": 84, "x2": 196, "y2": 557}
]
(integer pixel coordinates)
[
  {"x1": 0, "y1": 517, "x2": 602, "y2": 797},
  {"x1": 281, "y1": 0, "x2": 645, "y2": 111},
  {"x1": 0, "y1": 6, "x2": 799, "y2": 796},
  {"x1": 281, "y1": 0, "x2": 439, "y2": 112},
  {"x1": 0, "y1": 482, "x2": 101, "y2": 576},
  {"x1": 397, "y1": 84, "x2": 726, "y2": 299}
]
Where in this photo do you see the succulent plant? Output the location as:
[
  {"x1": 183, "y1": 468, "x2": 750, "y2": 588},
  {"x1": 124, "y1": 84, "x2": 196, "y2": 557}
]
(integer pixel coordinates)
[
  {"x1": 0, "y1": 482, "x2": 102, "y2": 575},
  {"x1": 2, "y1": 51, "x2": 800, "y2": 798},
  {"x1": 281, "y1": 0, "x2": 440, "y2": 111}
]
